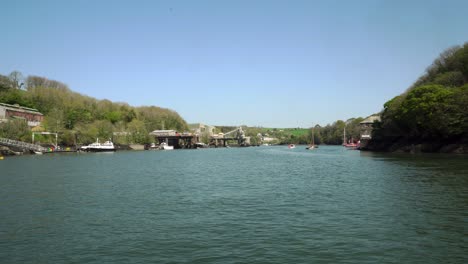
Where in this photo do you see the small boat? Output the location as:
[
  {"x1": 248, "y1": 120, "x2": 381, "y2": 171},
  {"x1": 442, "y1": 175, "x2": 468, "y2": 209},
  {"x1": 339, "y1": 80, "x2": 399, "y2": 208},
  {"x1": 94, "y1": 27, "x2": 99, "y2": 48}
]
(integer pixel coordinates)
[
  {"x1": 148, "y1": 143, "x2": 159, "y2": 150},
  {"x1": 159, "y1": 142, "x2": 174, "y2": 150},
  {"x1": 288, "y1": 144, "x2": 296, "y2": 149},
  {"x1": 34, "y1": 151, "x2": 43, "y2": 155},
  {"x1": 306, "y1": 126, "x2": 316, "y2": 150},
  {"x1": 195, "y1": 142, "x2": 208, "y2": 148},
  {"x1": 80, "y1": 138, "x2": 116, "y2": 152},
  {"x1": 344, "y1": 141, "x2": 360, "y2": 150},
  {"x1": 342, "y1": 126, "x2": 359, "y2": 150}
]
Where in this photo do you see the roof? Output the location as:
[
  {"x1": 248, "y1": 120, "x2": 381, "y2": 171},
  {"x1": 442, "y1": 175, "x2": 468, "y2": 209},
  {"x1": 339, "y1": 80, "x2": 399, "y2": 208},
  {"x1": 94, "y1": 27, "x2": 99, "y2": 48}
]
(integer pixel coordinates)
[
  {"x1": 149, "y1": 130, "x2": 177, "y2": 136},
  {"x1": 360, "y1": 115, "x2": 381, "y2": 124},
  {"x1": 0, "y1": 102, "x2": 43, "y2": 116}
]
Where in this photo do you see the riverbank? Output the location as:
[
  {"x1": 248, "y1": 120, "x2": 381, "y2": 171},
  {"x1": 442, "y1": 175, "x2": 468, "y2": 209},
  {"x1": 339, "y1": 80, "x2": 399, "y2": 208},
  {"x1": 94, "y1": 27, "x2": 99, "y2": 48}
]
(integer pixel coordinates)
[{"x1": 363, "y1": 138, "x2": 468, "y2": 154}]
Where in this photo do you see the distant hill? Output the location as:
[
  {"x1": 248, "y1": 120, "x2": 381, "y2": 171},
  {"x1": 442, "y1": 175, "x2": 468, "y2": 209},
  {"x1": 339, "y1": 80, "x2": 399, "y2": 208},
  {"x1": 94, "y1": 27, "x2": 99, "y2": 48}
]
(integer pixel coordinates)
[{"x1": 368, "y1": 43, "x2": 468, "y2": 153}]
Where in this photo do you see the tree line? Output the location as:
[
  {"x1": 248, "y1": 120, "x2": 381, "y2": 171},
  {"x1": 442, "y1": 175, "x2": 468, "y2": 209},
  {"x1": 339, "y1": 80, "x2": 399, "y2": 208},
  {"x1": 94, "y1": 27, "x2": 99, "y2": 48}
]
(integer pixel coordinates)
[
  {"x1": 242, "y1": 118, "x2": 364, "y2": 146},
  {"x1": 0, "y1": 73, "x2": 188, "y2": 145}
]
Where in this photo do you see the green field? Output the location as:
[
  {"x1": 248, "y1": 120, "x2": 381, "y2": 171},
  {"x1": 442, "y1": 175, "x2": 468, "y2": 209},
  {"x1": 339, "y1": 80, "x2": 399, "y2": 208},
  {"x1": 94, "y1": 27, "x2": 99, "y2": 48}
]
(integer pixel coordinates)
[{"x1": 283, "y1": 128, "x2": 309, "y2": 137}]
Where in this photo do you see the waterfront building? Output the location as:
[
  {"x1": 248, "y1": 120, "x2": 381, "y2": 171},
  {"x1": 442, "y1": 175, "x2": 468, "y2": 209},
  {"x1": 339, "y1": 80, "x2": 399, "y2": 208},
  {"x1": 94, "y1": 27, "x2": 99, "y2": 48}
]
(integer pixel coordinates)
[
  {"x1": 0, "y1": 103, "x2": 44, "y2": 127},
  {"x1": 359, "y1": 114, "x2": 381, "y2": 149},
  {"x1": 149, "y1": 130, "x2": 195, "y2": 149},
  {"x1": 360, "y1": 114, "x2": 381, "y2": 140}
]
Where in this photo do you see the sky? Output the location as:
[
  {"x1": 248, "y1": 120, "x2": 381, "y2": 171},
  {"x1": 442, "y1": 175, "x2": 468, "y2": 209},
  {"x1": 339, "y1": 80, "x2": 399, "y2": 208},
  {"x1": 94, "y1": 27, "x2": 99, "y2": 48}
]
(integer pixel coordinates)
[{"x1": 2, "y1": 0, "x2": 468, "y2": 127}]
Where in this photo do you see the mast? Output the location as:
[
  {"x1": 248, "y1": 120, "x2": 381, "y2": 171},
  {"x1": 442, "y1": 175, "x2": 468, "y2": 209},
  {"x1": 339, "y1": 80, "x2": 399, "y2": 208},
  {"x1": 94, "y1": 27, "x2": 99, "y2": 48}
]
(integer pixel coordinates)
[
  {"x1": 343, "y1": 126, "x2": 346, "y2": 145},
  {"x1": 312, "y1": 126, "x2": 315, "y2": 146}
]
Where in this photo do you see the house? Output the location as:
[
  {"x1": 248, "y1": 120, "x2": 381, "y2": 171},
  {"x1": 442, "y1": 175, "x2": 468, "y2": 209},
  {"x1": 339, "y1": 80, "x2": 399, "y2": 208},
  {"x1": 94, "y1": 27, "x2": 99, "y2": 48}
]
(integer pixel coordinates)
[
  {"x1": 0, "y1": 103, "x2": 44, "y2": 127},
  {"x1": 360, "y1": 114, "x2": 381, "y2": 140}
]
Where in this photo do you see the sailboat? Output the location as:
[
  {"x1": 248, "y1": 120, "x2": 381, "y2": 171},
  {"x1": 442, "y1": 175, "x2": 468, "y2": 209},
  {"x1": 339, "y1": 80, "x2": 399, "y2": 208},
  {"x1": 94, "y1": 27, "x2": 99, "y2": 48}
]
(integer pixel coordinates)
[
  {"x1": 306, "y1": 126, "x2": 317, "y2": 150},
  {"x1": 343, "y1": 126, "x2": 358, "y2": 150}
]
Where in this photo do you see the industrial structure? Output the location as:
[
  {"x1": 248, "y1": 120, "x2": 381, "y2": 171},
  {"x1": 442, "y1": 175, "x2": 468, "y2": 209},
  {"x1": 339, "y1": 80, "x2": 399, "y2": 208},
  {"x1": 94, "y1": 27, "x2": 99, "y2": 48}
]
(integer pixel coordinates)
[{"x1": 210, "y1": 127, "x2": 250, "y2": 147}]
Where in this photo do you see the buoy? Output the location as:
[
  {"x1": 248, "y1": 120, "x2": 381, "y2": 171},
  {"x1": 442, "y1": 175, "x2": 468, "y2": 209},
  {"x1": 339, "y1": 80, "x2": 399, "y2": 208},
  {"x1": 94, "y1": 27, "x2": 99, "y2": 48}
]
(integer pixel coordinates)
[{"x1": 0, "y1": 156, "x2": 4, "y2": 160}]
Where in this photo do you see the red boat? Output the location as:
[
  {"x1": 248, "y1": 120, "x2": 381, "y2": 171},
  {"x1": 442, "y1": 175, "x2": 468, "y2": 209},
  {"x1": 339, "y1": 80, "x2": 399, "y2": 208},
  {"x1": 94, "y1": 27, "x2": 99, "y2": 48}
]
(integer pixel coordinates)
[{"x1": 344, "y1": 141, "x2": 360, "y2": 150}]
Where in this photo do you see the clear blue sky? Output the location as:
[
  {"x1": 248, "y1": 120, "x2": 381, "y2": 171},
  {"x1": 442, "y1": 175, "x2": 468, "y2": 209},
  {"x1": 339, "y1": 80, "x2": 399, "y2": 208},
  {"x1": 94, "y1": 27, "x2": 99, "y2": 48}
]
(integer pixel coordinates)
[{"x1": 2, "y1": 0, "x2": 467, "y2": 127}]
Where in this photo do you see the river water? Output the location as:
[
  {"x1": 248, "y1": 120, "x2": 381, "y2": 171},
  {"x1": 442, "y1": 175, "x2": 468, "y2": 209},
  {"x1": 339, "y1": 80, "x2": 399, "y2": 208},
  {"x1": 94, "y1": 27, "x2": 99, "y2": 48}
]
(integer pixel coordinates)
[{"x1": 0, "y1": 146, "x2": 467, "y2": 263}]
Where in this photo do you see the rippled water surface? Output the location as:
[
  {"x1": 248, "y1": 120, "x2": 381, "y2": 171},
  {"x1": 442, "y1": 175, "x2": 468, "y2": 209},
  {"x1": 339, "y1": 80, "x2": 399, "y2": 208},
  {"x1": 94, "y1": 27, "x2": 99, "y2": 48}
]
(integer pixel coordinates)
[{"x1": 1, "y1": 146, "x2": 467, "y2": 263}]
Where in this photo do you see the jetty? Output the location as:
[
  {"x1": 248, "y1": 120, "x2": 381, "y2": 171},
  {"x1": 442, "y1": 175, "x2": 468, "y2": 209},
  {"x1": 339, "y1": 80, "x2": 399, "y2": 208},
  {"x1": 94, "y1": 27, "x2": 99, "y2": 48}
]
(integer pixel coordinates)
[{"x1": 0, "y1": 137, "x2": 47, "y2": 153}]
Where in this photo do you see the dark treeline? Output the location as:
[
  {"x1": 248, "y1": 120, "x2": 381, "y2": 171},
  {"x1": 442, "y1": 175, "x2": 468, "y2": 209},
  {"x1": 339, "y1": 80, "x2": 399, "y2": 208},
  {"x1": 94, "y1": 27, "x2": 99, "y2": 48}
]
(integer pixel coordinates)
[
  {"x1": 370, "y1": 43, "x2": 468, "y2": 151},
  {"x1": 0, "y1": 73, "x2": 188, "y2": 145}
]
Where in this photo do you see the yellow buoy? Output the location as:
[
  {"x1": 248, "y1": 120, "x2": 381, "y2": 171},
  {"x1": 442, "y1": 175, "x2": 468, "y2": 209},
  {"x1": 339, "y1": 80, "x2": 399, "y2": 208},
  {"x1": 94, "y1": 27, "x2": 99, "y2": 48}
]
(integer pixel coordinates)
[{"x1": 0, "y1": 156, "x2": 4, "y2": 160}]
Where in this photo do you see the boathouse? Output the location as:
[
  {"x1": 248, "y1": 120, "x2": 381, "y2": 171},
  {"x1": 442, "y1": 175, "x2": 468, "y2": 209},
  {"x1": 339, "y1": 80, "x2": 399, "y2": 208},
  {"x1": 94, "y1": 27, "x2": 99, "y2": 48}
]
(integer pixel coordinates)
[
  {"x1": 0, "y1": 103, "x2": 44, "y2": 127},
  {"x1": 149, "y1": 130, "x2": 195, "y2": 149},
  {"x1": 360, "y1": 114, "x2": 381, "y2": 148}
]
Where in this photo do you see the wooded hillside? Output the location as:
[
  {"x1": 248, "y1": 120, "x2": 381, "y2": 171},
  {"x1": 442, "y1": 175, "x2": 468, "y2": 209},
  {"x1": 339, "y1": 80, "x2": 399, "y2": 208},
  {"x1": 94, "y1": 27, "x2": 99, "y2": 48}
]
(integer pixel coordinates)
[
  {"x1": 0, "y1": 74, "x2": 188, "y2": 145},
  {"x1": 370, "y1": 43, "x2": 468, "y2": 152}
]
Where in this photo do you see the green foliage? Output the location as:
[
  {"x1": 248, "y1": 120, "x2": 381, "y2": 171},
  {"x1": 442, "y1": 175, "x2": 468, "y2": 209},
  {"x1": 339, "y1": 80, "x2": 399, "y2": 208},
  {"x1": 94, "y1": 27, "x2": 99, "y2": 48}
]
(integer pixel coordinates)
[
  {"x1": 0, "y1": 88, "x2": 34, "y2": 108},
  {"x1": 373, "y1": 43, "x2": 468, "y2": 146},
  {"x1": 242, "y1": 120, "x2": 362, "y2": 145},
  {"x1": 0, "y1": 119, "x2": 30, "y2": 141},
  {"x1": 0, "y1": 73, "x2": 189, "y2": 145},
  {"x1": 433, "y1": 71, "x2": 464, "y2": 87},
  {"x1": 0, "y1": 74, "x2": 14, "y2": 91},
  {"x1": 126, "y1": 119, "x2": 150, "y2": 144}
]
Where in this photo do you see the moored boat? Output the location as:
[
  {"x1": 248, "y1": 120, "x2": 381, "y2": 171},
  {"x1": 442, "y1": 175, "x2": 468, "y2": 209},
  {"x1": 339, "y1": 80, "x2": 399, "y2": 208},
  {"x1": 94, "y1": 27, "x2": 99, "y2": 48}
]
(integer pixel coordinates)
[
  {"x1": 159, "y1": 142, "x2": 174, "y2": 150},
  {"x1": 288, "y1": 144, "x2": 296, "y2": 149},
  {"x1": 80, "y1": 138, "x2": 116, "y2": 152},
  {"x1": 344, "y1": 141, "x2": 360, "y2": 150},
  {"x1": 306, "y1": 125, "x2": 317, "y2": 150}
]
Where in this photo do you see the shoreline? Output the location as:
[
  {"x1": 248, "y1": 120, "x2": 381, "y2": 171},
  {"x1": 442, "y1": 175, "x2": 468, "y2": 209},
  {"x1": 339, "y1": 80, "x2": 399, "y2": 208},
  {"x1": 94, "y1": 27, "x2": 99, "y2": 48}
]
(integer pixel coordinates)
[{"x1": 362, "y1": 140, "x2": 468, "y2": 154}]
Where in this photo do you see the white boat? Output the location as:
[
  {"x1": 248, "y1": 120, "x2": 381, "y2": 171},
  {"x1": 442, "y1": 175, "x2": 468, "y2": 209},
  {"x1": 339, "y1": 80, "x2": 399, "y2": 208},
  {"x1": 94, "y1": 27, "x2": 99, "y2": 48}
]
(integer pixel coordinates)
[
  {"x1": 159, "y1": 142, "x2": 174, "y2": 150},
  {"x1": 288, "y1": 144, "x2": 296, "y2": 149},
  {"x1": 147, "y1": 143, "x2": 159, "y2": 150},
  {"x1": 80, "y1": 138, "x2": 116, "y2": 152}
]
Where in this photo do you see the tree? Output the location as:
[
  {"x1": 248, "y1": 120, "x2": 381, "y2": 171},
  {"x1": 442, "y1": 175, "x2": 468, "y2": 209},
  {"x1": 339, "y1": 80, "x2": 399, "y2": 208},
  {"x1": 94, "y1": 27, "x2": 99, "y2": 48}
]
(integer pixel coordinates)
[
  {"x1": 8, "y1": 71, "x2": 23, "y2": 89},
  {"x1": 0, "y1": 119, "x2": 30, "y2": 141},
  {"x1": 0, "y1": 74, "x2": 14, "y2": 91},
  {"x1": 127, "y1": 119, "x2": 149, "y2": 144},
  {"x1": 44, "y1": 108, "x2": 65, "y2": 132}
]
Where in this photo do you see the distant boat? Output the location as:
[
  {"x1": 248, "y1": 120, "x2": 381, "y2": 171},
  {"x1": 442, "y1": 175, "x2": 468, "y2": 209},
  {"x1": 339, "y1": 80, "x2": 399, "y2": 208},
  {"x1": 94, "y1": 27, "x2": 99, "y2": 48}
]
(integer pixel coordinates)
[
  {"x1": 148, "y1": 142, "x2": 159, "y2": 150},
  {"x1": 306, "y1": 126, "x2": 316, "y2": 150},
  {"x1": 344, "y1": 141, "x2": 360, "y2": 150},
  {"x1": 159, "y1": 142, "x2": 174, "y2": 150},
  {"x1": 288, "y1": 144, "x2": 296, "y2": 149},
  {"x1": 342, "y1": 126, "x2": 358, "y2": 150},
  {"x1": 195, "y1": 142, "x2": 208, "y2": 148},
  {"x1": 80, "y1": 138, "x2": 116, "y2": 152}
]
